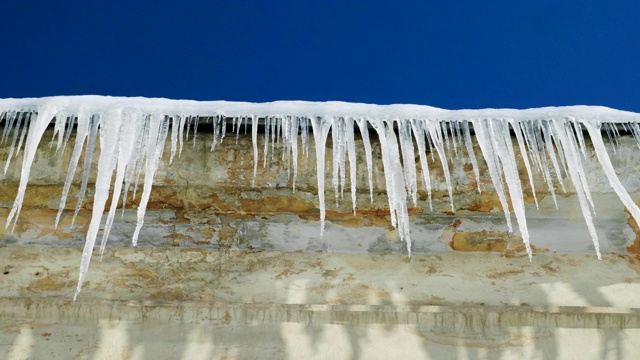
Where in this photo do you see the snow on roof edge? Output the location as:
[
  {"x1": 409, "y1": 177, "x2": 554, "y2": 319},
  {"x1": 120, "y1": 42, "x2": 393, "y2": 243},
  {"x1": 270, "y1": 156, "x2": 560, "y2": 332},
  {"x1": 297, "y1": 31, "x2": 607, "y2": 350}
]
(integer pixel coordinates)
[{"x1": 1, "y1": 95, "x2": 639, "y2": 123}]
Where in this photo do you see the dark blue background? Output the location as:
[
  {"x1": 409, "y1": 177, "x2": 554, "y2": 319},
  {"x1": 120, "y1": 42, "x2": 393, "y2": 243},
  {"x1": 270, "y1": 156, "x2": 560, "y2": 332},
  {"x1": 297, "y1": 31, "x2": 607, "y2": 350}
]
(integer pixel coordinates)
[{"x1": 1, "y1": 1, "x2": 639, "y2": 111}]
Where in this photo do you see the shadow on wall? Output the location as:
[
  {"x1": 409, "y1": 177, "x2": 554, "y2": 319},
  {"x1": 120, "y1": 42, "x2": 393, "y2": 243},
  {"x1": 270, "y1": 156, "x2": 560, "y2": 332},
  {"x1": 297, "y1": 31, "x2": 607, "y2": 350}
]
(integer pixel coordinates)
[{"x1": 2, "y1": 251, "x2": 639, "y2": 359}]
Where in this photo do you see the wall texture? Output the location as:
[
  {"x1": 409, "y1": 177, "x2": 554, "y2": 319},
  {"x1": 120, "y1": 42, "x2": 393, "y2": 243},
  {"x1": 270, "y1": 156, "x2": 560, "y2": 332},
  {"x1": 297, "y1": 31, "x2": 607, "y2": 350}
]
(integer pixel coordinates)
[
  {"x1": 2, "y1": 127, "x2": 640, "y2": 255},
  {"x1": 1, "y1": 127, "x2": 640, "y2": 359}
]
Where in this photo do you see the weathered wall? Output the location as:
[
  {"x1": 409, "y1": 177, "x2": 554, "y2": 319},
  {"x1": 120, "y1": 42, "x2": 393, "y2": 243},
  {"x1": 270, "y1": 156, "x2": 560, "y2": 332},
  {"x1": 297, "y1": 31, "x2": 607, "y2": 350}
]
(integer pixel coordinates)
[
  {"x1": 1, "y1": 128, "x2": 640, "y2": 255},
  {"x1": 2, "y1": 127, "x2": 640, "y2": 359},
  {"x1": 2, "y1": 247, "x2": 640, "y2": 359}
]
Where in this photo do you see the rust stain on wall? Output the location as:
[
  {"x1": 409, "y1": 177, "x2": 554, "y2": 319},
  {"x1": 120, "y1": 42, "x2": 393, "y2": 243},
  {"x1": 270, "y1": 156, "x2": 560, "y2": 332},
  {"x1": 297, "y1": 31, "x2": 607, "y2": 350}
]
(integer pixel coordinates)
[
  {"x1": 239, "y1": 196, "x2": 316, "y2": 213},
  {"x1": 625, "y1": 207, "x2": 640, "y2": 254},
  {"x1": 449, "y1": 231, "x2": 507, "y2": 252}
]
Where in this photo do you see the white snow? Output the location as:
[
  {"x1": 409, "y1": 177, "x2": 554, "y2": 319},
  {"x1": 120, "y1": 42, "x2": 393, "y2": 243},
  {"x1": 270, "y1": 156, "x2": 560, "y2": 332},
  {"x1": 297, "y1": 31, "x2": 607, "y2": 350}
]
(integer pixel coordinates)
[{"x1": 1, "y1": 95, "x2": 640, "y2": 298}]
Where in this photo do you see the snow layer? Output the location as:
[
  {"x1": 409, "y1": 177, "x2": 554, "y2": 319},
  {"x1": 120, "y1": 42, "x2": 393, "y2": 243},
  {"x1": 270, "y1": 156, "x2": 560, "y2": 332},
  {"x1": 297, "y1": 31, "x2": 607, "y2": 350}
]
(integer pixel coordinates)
[{"x1": 1, "y1": 95, "x2": 640, "y2": 300}]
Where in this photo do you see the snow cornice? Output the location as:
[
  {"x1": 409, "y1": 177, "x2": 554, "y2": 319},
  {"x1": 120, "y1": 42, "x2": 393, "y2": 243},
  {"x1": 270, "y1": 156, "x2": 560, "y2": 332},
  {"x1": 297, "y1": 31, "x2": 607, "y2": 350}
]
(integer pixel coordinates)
[{"x1": 1, "y1": 95, "x2": 639, "y2": 123}]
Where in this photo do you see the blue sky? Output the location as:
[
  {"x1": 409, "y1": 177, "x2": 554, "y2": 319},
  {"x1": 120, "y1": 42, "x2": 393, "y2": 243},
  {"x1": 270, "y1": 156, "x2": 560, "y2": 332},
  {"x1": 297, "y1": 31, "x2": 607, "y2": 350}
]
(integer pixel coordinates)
[{"x1": 1, "y1": 1, "x2": 639, "y2": 111}]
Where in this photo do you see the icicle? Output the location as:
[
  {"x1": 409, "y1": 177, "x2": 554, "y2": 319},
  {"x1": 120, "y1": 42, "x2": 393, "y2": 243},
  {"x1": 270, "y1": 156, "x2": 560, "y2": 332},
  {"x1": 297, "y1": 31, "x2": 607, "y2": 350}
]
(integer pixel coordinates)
[
  {"x1": 71, "y1": 115, "x2": 100, "y2": 226},
  {"x1": 567, "y1": 123, "x2": 597, "y2": 214},
  {"x1": 263, "y1": 116, "x2": 271, "y2": 168},
  {"x1": 99, "y1": 108, "x2": 143, "y2": 258},
  {"x1": 51, "y1": 111, "x2": 68, "y2": 152},
  {"x1": 520, "y1": 121, "x2": 543, "y2": 173},
  {"x1": 411, "y1": 119, "x2": 433, "y2": 209},
  {"x1": 220, "y1": 115, "x2": 227, "y2": 144},
  {"x1": 441, "y1": 121, "x2": 451, "y2": 155},
  {"x1": 523, "y1": 120, "x2": 558, "y2": 209},
  {"x1": 251, "y1": 115, "x2": 258, "y2": 187},
  {"x1": 550, "y1": 119, "x2": 601, "y2": 259},
  {"x1": 549, "y1": 123, "x2": 570, "y2": 177},
  {"x1": 572, "y1": 120, "x2": 588, "y2": 159},
  {"x1": 585, "y1": 122, "x2": 640, "y2": 240},
  {"x1": 621, "y1": 122, "x2": 629, "y2": 134},
  {"x1": 603, "y1": 122, "x2": 617, "y2": 153},
  {"x1": 539, "y1": 141, "x2": 559, "y2": 209},
  {"x1": 373, "y1": 120, "x2": 412, "y2": 254},
  {"x1": 454, "y1": 121, "x2": 463, "y2": 154},
  {"x1": 270, "y1": 116, "x2": 276, "y2": 162},
  {"x1": 510, "y1": 120, "x2": 539, "y2": 209},
  {"x1": 344, "y1": 117, "x2": 358, "y2": 214},
  {"x1": 331, "y1": 117, "x2": 342, "y2": 206},
  {"x1": 1, "y1": 111, "x2": 17, "y2": 144},
  {"x1": 472, "y1": 118, "x2": 513, "y2": 232},
  {"x1": 231, "y1": 116, "x2": 237, "y2": 135},
  {"x1": 130, "y1": 116, "x2": 151, "y2": 201},
  {"x1": 338, "y1": 119, "x2": 347, "y2": 200},
  {"x1": 540, "y1": 121, "x2": 567, "y2": 193},
  {"x1": 236, "y1": 116, "x2": 243, "y2": 144},
  {"x1": 489, "y1": 119, "x2": 532, "y2": 259},
  {"x1": 398, "y1": 119, "x2": 418, "y2": 206},
  {"x1": 14, "y1": 113, "x2": 30, "y2": 158},
  {"x1": 275, "y1": 116, "x2": 281, "y2": 145},
  {"x1": 192, "y1": 116, "x2": 199, "y2": 147},
  {"x1": 462, "y1": 121, "x2": 481, "y2": 194},
  {"x1": 131, "y1": 113, "x2": 170, "y2": 246},
  {"x1": 211, "y1": 116, "x2": 220, "y2": 152},
  {"x1": 310, "y1": 117, "x2": 332, "y2": 235},
  {"x1": 449, "y1": 121, "x2": 459, "y2": 159},
  {"x1": 331, "y1": 117, "x2": 348, "y2": 205},
  {"x1": 6, "y1": 106, "x2": 57, "y2": 232},
  {"x1": 355, "y1": 118, "x2": 374, "y2": 203},
  {"x1": 169, "y1": 116, "x2": 181, "y2": 164},
  {"x1": 281, "y1": 117, "x2": 291, "y2": 179},
  {"x1": 426, "y1": 126, "x2": 435, "y2": 162},
  {"x1": 62, "y1": 115, "x2": 75, "y2": 152},
  {"x1": 425, "y1": 121, "x2": 455, "y2": 212},
  {"x1": 290, "y1": 116, "x2": 299, "y2": 192},
  {"x1": 75, "y1": 107, "x2": 124, "y2": 300},
  {"x1": 178, "y1": 115, "x2": 186, "y2": 157},
  {"x1": 3, "y1": 112, "x2": 26, "y2": 176},
  {"x1": 121, "y1": 116, "x2": 147, "y2": 214},
  {"x1": 55, "y1": 111, "x2": 90, "y2": 228},
  {"x1": 301, "y1": 117, "x2": 309, "y2": 157},
  {"x1": 628, "y1": 122, "x2": 640, "y2": 149}
]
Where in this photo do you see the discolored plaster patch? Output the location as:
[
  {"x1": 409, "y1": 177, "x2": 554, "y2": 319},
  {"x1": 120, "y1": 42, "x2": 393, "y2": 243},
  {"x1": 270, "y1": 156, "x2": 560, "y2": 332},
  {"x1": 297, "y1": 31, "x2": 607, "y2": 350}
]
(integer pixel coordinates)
[
  {"x1": 449, "y1": 231, "x2": 508, "y2": 252},
  {"x1": 274, "y1": 267, "x2": 307, "y2": 280},
  {"x1": 26, "y1": 270, "x2": 74, "y2": 292},
  {"x1": 148, "y1": 286, "x2": 192, "y2": 302},
  {"x1": 503, "y1": 243, "x2": 549, "y2": 257},
  {"x1": 485, "y1": 269, "x2": 525, "y2": 279},
  {"x1": 611, "y1": 253, "x2": 640, "y2": 277},
  {"x1": 625, "y1": 206, "x2": 640, "y2": 254},
  {"x1": 163, "y1": 233, "x2": 194, "y2": 247},
  {"x1": 239, "y1": 196, "x2": 316, "y2": 214}
]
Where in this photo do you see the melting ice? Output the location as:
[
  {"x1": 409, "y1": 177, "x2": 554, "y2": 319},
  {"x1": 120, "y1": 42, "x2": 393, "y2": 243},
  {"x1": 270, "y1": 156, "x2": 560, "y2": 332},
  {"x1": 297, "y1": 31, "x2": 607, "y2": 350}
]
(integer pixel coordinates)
[{"x1": 1, "y1": 96, "x2": 640, "y2": 300}]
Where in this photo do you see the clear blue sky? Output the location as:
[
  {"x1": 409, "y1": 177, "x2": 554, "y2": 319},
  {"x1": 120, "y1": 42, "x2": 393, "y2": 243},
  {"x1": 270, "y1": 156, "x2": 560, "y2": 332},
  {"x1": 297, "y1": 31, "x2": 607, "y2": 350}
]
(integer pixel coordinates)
[{"x1": 1, "y1": 1, "x2": 639, "y2": 111}]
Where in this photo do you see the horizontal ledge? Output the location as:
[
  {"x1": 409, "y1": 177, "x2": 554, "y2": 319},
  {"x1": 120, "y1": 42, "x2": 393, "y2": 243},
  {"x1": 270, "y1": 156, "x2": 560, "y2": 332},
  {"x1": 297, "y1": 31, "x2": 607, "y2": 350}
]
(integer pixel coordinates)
[{"x1": 2, "y1": 297, "x2": 640, "y2": 329}]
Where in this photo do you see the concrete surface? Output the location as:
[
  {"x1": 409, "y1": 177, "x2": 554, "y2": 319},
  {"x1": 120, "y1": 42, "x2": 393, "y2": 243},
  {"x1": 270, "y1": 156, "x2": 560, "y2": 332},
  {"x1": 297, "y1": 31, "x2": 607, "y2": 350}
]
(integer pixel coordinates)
[{"x1": 2, "y1": 247, "x2": 640, "y2": 359}]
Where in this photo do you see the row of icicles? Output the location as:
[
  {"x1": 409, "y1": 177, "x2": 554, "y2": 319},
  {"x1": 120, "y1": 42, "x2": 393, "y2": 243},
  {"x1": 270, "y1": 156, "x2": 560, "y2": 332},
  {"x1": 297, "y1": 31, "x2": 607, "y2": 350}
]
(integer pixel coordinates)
[{"x1": 2, "y1": 108, "x2": 640, "y2": 299}]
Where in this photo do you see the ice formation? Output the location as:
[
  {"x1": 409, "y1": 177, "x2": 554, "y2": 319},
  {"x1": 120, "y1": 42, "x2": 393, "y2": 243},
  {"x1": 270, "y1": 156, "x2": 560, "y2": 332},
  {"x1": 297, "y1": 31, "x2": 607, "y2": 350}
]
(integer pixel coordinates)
[{"x1": 1, "y1": 95, "x2": 640, "y2": 300}]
